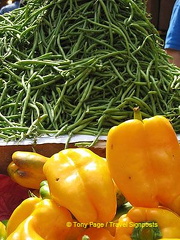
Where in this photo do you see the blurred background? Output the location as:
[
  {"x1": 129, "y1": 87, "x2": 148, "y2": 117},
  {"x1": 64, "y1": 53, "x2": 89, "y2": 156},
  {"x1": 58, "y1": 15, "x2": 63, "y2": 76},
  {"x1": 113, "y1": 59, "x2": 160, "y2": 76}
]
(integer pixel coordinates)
[{"x1": 146, "y1": 0, "x2": 175, "y2": 40}]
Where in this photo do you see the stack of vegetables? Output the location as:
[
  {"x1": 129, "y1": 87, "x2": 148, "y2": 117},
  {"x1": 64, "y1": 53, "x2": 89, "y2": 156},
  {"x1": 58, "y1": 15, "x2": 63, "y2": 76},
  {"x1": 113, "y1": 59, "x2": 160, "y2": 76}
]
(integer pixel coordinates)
[
  {"x1": 0, "y1": 0, "x2": 179, "y2": 144},
  {"x1": 2, "y1": 109, "x2": 180, "y2": 239}
]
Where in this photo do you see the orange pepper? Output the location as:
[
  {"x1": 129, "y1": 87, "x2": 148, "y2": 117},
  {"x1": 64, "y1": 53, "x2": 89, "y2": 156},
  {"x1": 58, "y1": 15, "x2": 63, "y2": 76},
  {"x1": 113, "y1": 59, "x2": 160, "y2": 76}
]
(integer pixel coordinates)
[
  {"x1": 106, "y1": 107, "x2": 180, "y2": 215},
  {"x1": 115, "y1": 207, "x2": 180, "y2": 240}
]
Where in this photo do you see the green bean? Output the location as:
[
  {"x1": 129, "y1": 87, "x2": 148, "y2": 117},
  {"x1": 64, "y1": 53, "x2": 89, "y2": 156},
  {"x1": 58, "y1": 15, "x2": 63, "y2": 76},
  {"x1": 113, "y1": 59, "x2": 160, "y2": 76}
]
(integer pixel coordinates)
[
  {"x1": 5, "y1": 61, "x2": 31, "y2": 70},
  {"x1": 11, "y1": 46, "x2": 29, "y2": 59},
  {"x1": 0, "y1": 126, "x2": 29, "y2": 132},
  {"x1": 124, "y1": 96, "x2": 153, "y2": 114},
  {"x1": 21, "y1": 2, "x2": 54, "y2": 28},
  {"x1": 109, "y1": 60, "x2": 126, "y2": 83},
  {"x1": 0, "y1": 26, "x2": 21, "y2": 35},
  {"x1": 0, "y1": 80, "x2": 8, "y2": 106},
  {"x1": 54, "y1": 83, "x2": 67, "y2": 113},
  {"x1": 86, "y1": 35, "x2": 117, "y2": 51},
  {"x1": 20, "y1": 83, "x2": 31, "y2": 126},
  {"x1": 28, "y1": 31, "x2": 39, "y2": 58},
  {"x1": 42, "y1": 96, "x2": 57, "y2": 129},
  {"x1": 132, "y1": 34, "x2": 153, "y2": 55},
  {"x1": 150, "y1": 76, "x2": 163, "y2": 99},
  {"x1": 120, "y1": 82, "x2": 134, "y2": 102},
  {"x1": 31, "y1": 78, "x2": 62, "y2": 90},
  {"x1": 66, "y1": 68, "x2": 92, "y2": 87},
  {"x1": 149, "y1": 94, "x2": 157, "y2": 115},
  {"x1": 26, "y1": 113, "x2": 48, "y2": 136},
  {"x1": 0, "y1": 113, "x2": 15, "y2": 127},
  {"x1": 71, "y1": 79, "x2": 95, "y2": 115},
  {"x1": 66, "y1": 116, "x2": 97, "y2": 133},
  {"x1": 56, "y1": 35, "x2": 66, "y2": 60},
  {"x1": 3, "y1": 66, "x2": 22, "y2": 83},
  {"x1": 45, "y1": 18, "x2": 62, "y2": 53},
  {"x1": 20, "y1": 25, "x2": 38, "y2": 40},
  {"x1": 28, "y1": 103, "x2": 40, "y2": 117},
  {"x1": 15, "y1": 59, "x2": 63, "y2": 66},
  {"x1": 140, "y1": 70, "x2": 151, "y2": 88}
]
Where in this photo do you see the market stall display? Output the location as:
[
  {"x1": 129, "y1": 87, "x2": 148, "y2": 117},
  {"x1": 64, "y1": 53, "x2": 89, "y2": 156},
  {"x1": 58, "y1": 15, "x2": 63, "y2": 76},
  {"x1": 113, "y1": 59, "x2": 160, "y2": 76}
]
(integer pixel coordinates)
[
  {"x1": 3, "y1": 112, "x2": 180, "y2": 239},
  {"x1": 0, "y1": 0, "x2": 179, "y2": 239}
]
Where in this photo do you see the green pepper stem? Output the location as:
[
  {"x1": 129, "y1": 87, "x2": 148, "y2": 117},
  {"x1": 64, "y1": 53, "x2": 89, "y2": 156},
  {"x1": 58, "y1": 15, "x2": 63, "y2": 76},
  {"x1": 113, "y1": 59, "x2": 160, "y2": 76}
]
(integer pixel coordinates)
[
  {"x1": 82, "y1": 236, "x2": 90, "y2": 240},
  {"x1": 40, "y1": 180, "x2": 51, "y2": 199},
  {"x1": 133, "y1": 106, "x2": 143, "y2": 121},
  {"x1": 131, "y1": 221, "x2": 162, "y2": 240}
]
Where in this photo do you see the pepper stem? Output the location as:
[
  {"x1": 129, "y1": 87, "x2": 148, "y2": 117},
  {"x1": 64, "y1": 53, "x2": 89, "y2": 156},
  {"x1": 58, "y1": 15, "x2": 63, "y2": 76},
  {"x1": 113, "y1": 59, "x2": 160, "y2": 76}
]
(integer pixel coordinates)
[
  {"x1": 131, "y1": 221, "x2": 162, "y2": 240},
  {"x1": 39, "y1": 180, "x2": 51, "y2": 199},
  {"x1": 82, "y1": 236, "x2": 90, "y2": 240},
  {"x1": 133, "y1": 106, "x2": 142, "y2": 121}
]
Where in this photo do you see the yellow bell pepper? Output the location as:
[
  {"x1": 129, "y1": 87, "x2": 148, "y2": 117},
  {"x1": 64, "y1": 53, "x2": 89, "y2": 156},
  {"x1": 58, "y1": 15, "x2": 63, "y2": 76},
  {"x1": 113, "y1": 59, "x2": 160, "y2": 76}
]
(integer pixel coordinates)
[
  {"x1": 6, "y1": 197, "x2": 73, "y2": 240},
  {"x1": 43, "y1": 148, "x2": 117, "y2": 223},
  {"x1": 106, "y1": 107, "x2": 180, "y2": 215},
  {"x1": 7, "y1": 151, "x2": 49, "y2": 189},
  {"x1": 6, "y1": 197, "x2": 41, "y2": 235},
  {"x1": 115, "y1": 207, "x2": 180, "y2": 239}
]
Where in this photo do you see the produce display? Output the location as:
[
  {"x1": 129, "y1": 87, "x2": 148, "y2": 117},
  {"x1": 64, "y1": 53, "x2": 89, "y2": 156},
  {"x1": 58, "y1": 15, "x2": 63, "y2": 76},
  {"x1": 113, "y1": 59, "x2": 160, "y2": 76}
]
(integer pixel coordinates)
[
  {"x1": 0, "y1": 0, "x2": 180, "y2": 239},
  {"x1": 2, "y1": 110, "x2": 180, "y2": 239},
  {"x1": 0, "y1": 0, "x2": 179, "y2": 143}
]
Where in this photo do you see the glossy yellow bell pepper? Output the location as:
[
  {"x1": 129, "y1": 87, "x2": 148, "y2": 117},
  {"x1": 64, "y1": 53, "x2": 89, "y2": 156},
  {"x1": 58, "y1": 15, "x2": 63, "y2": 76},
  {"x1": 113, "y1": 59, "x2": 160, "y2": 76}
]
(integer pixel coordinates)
[
  {"x1": 107, "y1": 107, "x2": 180, "y2": 215},
  {"x1": 7, "y1": 151, "x2": 49, "y2": 189},
  {"x1": 115, "y1": 207, "x2": 180, "y2": 240},
  {"x1": 7, "y1": 197, "x2": 41, "y2": 235},
  {"x1": 7, "y1": 197, "x2": 73, "y2": 240},
  {"x1": 43, "y1": 148, "x2": 117, "y2": 223}
]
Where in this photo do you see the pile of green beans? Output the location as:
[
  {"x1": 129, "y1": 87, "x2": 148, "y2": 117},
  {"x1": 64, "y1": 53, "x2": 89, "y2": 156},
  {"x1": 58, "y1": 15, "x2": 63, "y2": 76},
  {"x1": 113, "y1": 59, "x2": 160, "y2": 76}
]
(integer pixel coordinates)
[{"x1": 0, "y1": 0, "x2": 179, "y2": 144}]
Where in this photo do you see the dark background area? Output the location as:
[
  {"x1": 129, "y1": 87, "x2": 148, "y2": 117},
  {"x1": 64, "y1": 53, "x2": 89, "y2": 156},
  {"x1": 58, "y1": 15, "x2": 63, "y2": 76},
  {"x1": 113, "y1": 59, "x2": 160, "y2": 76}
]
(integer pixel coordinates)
[{"x1": 146, "y1": 0, "x2": 176, "y2": 40}]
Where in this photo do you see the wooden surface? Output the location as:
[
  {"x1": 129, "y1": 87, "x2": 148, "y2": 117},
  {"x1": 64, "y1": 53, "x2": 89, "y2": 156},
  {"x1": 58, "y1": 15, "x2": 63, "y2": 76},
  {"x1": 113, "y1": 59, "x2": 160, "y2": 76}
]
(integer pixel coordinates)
[
  {"x1": 0, "y1": 0, "x2": 8, "y2": 8},
  {"x1": 0, "y1": 142, "x2": 106, "y2": 175},
  {"x1": 0, "y1": 138, "x2": 179, "y2": 175},
  {"x1": 146, "y1": 0, "x2": 175, "y2": 31}
]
